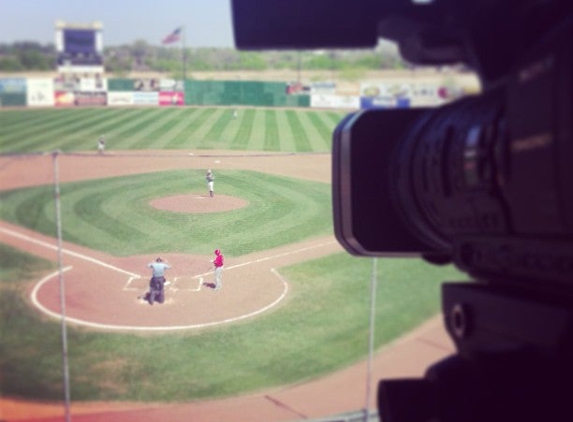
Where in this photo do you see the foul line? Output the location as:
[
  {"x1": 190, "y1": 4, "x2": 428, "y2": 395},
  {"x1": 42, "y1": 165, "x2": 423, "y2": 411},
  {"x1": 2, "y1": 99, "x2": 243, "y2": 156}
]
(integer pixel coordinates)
[
  {"x1": 191, "y1": 240, "x2": 337, "y2": 279},
  {"x1": 0, "y1": 227, "x2": 140, "y2": 278},
  {"x1": 227, "y1": 240, "x2": 336, "y2": 270},
  {"x1": 29, "y1": 266, "x2": 289, "y2": 331},
  {"x1": 3, "y1": 224, "x2": 329, "y2": 331}
]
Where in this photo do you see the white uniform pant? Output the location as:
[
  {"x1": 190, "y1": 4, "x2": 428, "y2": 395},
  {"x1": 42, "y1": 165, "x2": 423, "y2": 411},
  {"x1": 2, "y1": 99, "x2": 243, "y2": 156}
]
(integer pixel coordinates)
[{"x1": 215, "y1": 266, "x2": 223, "y2": 289}]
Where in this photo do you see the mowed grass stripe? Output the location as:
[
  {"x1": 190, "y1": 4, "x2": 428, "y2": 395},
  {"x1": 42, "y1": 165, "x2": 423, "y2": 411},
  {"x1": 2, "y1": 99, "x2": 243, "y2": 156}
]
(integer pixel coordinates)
[
  {"x1": 46, "y1": 173, "x2": 185, "y2": 251},
  {"x1": 0, "y1": 110, "x2": 34, "y2": 132},
  {"x1": 0, "y1": 109, "x2": 65, "y2": 135},
  {"x1": 138, "y1": 108, "x2": 194, "y2": 150},
  {"x1": 246, "y1": 109, "x2": 265, "y2": 151},
  {"x1": 54, "y1": 108, "x2": 132, "y2": 151},
  {"x1": 57, "y1": 108, "x2": 146, "y2": 152},
  {"x1": 325, "y1": 110, "x2": 346, "y2": 126},
  {"x1": 0, "y1": 108, "x2": 98, "y2": 151},
  {"x1": 202, "y1": 110, "x2": 234, "y2": 148},
  {"x1": 129, "y1": 108, "x2": 188, "y2": 149},
  {"x1": 0, "y1": 108, "x2": 83, "y2": 146},
  {"x1": 16, "y1": 108, "x2": 111, "y2": 152},
  {"x1": 108, "y1": 108, "x2": 171, "y2": 149},
  {"x1": 221, "y1": 175, "x2": 329, "y2": 254},
  {"x1": 285, "y1": 110, "x2": 312, "y2": 152},
  {"x1": 297, "y1": 111, "x2": 329, "y2": 151},
  {"x1": 274, "y1": 109, "x2": 296, "y2": 151},
  {"x1": 158, "y1": 108, "x2": 211, "y2": 149},
  {"x1": 163, "y1": 108, "x2": 209, "y2": 149},
  {"x1": 57, "y1": 108, "x2": 144, "y2": 151},
  {"x1": 307, "y1": 112, "x2": 337, "y2": 151},
  {"x1": 169, "y1": 108, "x2": 215, "y2": 149},
  {"x1": 218, "y1": 110, "x2": 242, "y2": 148},
  {"x1": 29, "y1": 108, "x2": 109, "y2": 147},
  {"x1": 0, "y1": 170, "x2": 331, "y2": 256},
  {"x1": 69, "y1": 185, "x2": 154, "y2": 246},
  {"x1": 263, "y1": 110, "x2": 280, "y2": 151},
  {"x1": 230, "y1": 108, "x2": 255, "y2": 150},
  {"x1": 193, "y1": 108, "x2": 226, "y2": 149},
  {"x1": 1, "y1": 107, "x2": 344, "y2": 154}
]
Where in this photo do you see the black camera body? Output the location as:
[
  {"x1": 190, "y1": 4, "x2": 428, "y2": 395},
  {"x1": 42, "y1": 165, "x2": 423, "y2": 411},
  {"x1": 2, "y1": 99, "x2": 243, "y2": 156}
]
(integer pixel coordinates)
[
  {"x1": 232, "y1": 1, "x2": 573, "y2": 421},
  {"x1": 334, "y1": 17, "x2": 573, "y2": 291}
]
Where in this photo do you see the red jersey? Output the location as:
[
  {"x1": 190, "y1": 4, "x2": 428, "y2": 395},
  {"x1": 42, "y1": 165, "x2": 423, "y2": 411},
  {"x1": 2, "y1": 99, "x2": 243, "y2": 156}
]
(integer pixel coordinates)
[{"x1": 214, "y1": 254, "x2": 224, "y2": 267}]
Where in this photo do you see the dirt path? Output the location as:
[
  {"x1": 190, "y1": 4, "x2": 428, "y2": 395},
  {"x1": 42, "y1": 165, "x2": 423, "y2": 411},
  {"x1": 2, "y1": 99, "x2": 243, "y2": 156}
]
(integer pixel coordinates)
[{"x1": 0, "y1": 151, "x2": 455, "y2": 421}]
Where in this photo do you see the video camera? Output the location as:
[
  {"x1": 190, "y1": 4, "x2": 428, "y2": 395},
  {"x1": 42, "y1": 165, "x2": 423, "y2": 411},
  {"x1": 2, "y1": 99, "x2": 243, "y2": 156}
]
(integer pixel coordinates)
[{"x1": 232, "y1": 1, "x2": 573, "y2": 421}]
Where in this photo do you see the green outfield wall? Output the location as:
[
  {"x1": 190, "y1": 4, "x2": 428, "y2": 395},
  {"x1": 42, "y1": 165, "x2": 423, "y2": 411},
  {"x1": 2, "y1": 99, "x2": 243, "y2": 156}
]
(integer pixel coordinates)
[
  {"x1": 183, "y1": 80, "x2": 310, "y2": 107},
  {"x1": 1, "y1": 77, "x2": 311, "y2": 108}
]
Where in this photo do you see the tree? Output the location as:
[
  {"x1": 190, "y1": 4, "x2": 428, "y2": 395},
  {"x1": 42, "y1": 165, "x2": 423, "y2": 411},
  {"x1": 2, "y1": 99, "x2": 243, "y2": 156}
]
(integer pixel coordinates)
[
  {"x1": 0, "y1": 57, "x2": 23, "y2": 71},
  {"x1": 17, "y1": 49, "x2": 51, "y2": 70},
  {"x1": 131, "y1": 39, "x2": 151, "y2": 70}
]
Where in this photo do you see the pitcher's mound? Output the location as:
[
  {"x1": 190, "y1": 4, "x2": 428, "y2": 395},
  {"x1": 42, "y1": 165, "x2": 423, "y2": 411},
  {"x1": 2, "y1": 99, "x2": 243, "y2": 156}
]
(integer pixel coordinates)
[{"x1": 150, "y1": 194, "x2": 248, "y2": 213}]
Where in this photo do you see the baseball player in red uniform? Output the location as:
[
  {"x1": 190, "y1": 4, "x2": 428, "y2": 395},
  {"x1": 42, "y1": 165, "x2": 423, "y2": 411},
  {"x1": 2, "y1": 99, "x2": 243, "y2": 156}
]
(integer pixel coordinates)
[{"x1": 212, "y1": 249, "x2": 224, "y2": 290}]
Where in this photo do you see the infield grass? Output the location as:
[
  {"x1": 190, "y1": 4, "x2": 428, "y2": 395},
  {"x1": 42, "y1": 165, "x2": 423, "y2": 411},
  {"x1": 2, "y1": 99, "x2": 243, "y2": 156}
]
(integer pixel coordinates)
[
  {"x1": 0, "y1": 107, "x2": 346, "y2": 154},
  {"x1": 0, "y1": 170, "x2": 332, "y2": 256},
  {"x1": 0, "y1": 246, "x2": 466, "y2": 401}
]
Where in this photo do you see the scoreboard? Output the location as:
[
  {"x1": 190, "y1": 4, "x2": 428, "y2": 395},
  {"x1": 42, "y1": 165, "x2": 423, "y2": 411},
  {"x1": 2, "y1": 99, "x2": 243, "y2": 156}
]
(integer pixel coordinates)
[{"x1": 55, "y1": 21, "x2": 104, "y2": 74}]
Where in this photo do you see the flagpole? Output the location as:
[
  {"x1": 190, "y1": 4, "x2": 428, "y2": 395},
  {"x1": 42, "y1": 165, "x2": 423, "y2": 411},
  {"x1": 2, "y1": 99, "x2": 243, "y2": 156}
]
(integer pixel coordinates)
[{"x1": 182, "y1": 25, "x2": 186, "y2": 81}]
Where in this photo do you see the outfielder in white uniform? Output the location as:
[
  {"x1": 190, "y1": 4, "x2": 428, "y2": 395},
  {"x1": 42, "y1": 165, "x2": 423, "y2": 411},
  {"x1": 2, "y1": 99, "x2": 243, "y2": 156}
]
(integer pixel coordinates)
[{"x1": 206, "y1": 169, "x2": 215, "y2": 197}]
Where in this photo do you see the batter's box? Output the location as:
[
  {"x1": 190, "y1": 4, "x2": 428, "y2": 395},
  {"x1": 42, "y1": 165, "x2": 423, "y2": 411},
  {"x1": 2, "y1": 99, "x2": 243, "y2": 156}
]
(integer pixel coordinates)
[
  {"x1": 169, "y1": 276, "x2": 204, "y2": 292},
  {"x1": 123, "y1": 275, "x2": 148, "y2": 291}
]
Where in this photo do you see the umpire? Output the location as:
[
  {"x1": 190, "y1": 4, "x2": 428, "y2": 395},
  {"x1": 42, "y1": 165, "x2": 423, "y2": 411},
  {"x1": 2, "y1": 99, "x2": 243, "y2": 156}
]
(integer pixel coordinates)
[{"x1": 147, "y1": 257, "x2": 171, "y2": 304}]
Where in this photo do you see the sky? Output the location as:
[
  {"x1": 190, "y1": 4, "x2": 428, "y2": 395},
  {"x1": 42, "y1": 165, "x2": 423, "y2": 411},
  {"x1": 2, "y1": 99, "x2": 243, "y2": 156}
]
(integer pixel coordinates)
[{"x1": 0, "y1": 0, "x2": 236, "y2": 48}]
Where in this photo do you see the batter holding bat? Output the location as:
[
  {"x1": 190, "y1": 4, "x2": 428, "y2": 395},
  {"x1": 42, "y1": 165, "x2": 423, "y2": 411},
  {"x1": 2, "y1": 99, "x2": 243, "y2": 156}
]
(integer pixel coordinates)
[{"x1": 212, "y1": 249, "x2": 224, "y2": 290}]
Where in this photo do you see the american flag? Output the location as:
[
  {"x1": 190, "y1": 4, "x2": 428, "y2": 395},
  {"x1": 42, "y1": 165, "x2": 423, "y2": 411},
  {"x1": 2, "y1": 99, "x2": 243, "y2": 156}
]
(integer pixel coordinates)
[{"x1": 162, "y1": 27, "x2": 182, "y2": 44}]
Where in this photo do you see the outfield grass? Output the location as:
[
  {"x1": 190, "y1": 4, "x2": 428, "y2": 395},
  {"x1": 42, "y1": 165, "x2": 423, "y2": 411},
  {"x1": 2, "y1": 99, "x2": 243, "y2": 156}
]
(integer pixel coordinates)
[
  {"x1": 0, "y1": 107, "x2": 345, "y2": 154},
  {"x1": 0, "y1": 169, "x2": 332, "y2": 256},
  {"x1": 0, "y1": 245, "x2": 466, "y2": 401}
]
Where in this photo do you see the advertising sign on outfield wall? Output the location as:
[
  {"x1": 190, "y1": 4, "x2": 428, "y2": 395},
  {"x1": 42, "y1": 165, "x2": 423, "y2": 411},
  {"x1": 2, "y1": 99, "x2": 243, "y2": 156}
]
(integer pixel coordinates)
[
  {"x1": 160, "y1": 79, "x2": 184, "y2": 92},
  {"x1": 27, "y1": 78, "x2": 55, "y2": 107},
  {"x1": 74, "y1": 92, "x2": 107, "y2": 106},
  {"x1": 360, "y1": 96, "x2": 410, "y2": 109},
  {"x1": 55, "y1": 91, "x2": 75, "y2": 106},
  {"x1": 133, "y1": 78, "x2": 159, "y2": 92},
  {"x1": 107, "y1": 91, "x2": 134, "y2": 106},
  {"x1": 79, "y1": 77, "x2": 107, "y2": 92},
  {"x1": 159, "y1": 91, "x2": 185, "y2": 106},
  {"x1": 310, "y1": 94, "x2": 360, "y2": 109},
  {"x1": 133, "y1": 91, "x2": 159, "y2": 105},
  {"x1": 360, "y1": 81, "x2": 456, "y2": 107},
  {"x1": 360, "y1": 82, "x2": 411, "y2": 107},
  {"x1": 0, "y1": 78, "x2": 26, "y2": 93},
  {"x1": 310, "y1": 81, "x2": 337, "y2": 95}
]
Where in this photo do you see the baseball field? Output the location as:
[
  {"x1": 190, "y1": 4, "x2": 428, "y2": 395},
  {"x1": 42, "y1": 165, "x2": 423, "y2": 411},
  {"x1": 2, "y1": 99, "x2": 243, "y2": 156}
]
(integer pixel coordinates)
[{"x1": 0, "y1": 106, "x2": 465, "y2": 421}]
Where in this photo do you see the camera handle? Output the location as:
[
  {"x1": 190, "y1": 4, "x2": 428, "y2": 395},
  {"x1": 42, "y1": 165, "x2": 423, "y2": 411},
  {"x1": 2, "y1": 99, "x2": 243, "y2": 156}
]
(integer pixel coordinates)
[{"x1": 378, "y1": 282, "x2": 573, "y2": 422}]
